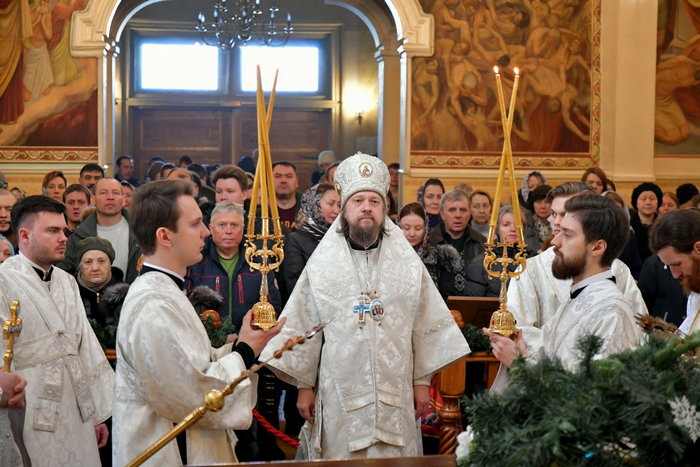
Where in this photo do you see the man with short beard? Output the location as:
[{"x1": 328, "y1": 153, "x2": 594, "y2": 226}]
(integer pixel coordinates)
[
  {"x1": 487, "y1": 194, "x2": 642, "y2": 371},
  {"x1": 650, "y1": 208, "x2": 700, "y2": 336},
  {"x1": 260, "y1": 153, "x2": 470, "y2": 459},
  {"x1": 507, "y1": 182, "x2": 646, "y2": 352},
  {"x1": 0, "y1": 196, "x2": 114, "y2": 466}
]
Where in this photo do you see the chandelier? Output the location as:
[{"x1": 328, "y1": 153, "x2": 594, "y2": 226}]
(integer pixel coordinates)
[{"x1": 196, "y1": 0, "x2": 293, "y2": 50}]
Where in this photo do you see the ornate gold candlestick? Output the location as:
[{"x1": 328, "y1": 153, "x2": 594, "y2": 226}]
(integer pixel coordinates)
[
  {"x1": 3, "y1": 300, "x2": 21, "y2": 372},
  {"x1": 484, "y1": 67, "x2": 527, "y2": 338},
  {"x1": 245, "y1": 66, "x2": 284, "y2": 331}
]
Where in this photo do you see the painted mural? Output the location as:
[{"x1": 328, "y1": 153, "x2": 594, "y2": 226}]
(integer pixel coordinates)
[
  {"x1": 411, "y1": 0, "x2": 599, "y2": 169},
  {"x1": 0, "y1": 0, "x2": 97, "y2": 148},
  {"x1": 655, "y1": 0, "x2": 700, "y2": 156}
]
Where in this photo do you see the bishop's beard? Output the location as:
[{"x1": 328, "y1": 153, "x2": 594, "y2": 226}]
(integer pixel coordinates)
[
  {"x1": 552, "y1": 247, "x2": 587, "y2": 280},
  {"x1": 681, "y1": 254, "x2": 700, "y2": 294}
]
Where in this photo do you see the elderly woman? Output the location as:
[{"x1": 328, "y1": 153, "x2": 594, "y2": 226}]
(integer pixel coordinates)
[{"x1": 75, "y1": 236, "x2": 124, "y2": 326}]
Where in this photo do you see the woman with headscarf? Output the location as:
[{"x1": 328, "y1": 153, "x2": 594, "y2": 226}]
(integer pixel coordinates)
[
  {"x1": 280, "y1": 183, "x2": 340, "y2": 302},
  {"x1": 398, "y1": 202, "x2": 462, "y2": 298},
  {"x1": 517, "y1": 170, "x2": 547, "y2": 209},
  {"x1": 416, "y1": 178, "x2": 445, "y2": 231}
]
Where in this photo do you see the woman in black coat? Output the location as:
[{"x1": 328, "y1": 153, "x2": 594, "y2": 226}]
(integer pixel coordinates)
[{"x1": 74, "y1": 236, "x2": 126, "y2": 327}]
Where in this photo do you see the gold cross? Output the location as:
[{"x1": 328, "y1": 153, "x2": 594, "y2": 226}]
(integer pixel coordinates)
[{"x1": 3, "y1": 300, "x2": 22, "y2": 372}]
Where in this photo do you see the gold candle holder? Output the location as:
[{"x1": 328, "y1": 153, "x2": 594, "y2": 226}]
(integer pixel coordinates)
[
  {"x1": 245, "y1": 66, "x2": 284, "y2": 331},
  {"x1": 484, "y1": 66, "x2": 527, "y2": 338}
]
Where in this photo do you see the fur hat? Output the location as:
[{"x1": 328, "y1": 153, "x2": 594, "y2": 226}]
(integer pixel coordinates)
[
  {"x1": 76, "y1": 236, "x2": 115, "y2": 263},
  {"x1": 333, "y1": 152, "x2": 389, "y2": 207},
  {"x1": 631, "y1": 182, "x2": 662, "y2": 210}
]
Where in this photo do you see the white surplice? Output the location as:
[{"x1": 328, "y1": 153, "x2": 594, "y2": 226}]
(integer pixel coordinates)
[
  {"x1": 260, "y1": 218, "x2": 470, "y2": 460},
  {"x1": 507, "y1": 246, "x2": 647, "y2": 351},
  {"x1": 541, "y1": 272, "x2": 643, "y2": 370},
  {"x1": 678, "y1": 291, "x2": 700, "y2": 336},
  {"x1": 0, "y1": 254, "x2": 114, "y2": 467},
  {"x1": 112, "y1": 271, "x2": 257, "y2": 467}
]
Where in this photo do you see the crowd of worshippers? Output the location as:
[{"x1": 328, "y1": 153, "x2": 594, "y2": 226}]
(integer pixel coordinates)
[{"x1": 0, "y1": 151, "x2": 699, "y2": 465}]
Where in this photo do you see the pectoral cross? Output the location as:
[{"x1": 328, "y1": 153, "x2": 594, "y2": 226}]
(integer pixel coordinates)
[
  {"x1": 3, "y1": 301, "x2": 22, "y2": 372},
  {"x1": 353, "y1": 295, "x2": 370, "y2": 326}
]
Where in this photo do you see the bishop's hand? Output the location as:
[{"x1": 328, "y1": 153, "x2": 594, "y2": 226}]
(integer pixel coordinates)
[{"x1": 297, "y1": 387, "x2": 315, "y2": 425}]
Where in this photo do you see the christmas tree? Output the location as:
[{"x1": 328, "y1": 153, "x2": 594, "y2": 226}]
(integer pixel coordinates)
[{"x1": 459, "y1": 331, "x2": 700, "y2": 466}]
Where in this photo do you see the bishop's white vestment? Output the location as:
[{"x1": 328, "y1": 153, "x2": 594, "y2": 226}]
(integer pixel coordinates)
[
  {"x1": 0, "y1": 254, "x2": 114, "y2": 467},
  {"x1": 540, "y1": 272, "x2": 643, "y2": 371},
  {"x1": 261, "y1": 218, "x2": 470, "y2": 459},
  {"x1": 112, "y1": 271, "x2": 257, "y2": 467},
  {"x1": 507, "y1": 246, "x2": 647, "y2": 351}
]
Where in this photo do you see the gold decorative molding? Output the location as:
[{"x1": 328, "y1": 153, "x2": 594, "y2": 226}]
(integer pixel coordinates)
[
  {"x1": 410, "y1": 152, "x2": 595, "y2": 171},
  {"x1": 0, "y1": 147, "x2": 99, "y2": 163}
]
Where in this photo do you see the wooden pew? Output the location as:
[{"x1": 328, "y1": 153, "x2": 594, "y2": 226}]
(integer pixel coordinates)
[{"x1": 437, "y1": 297, "x2": 500, "y2": 455}]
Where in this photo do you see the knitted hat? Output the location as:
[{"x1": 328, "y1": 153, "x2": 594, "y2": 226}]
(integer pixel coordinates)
[
  {"x1": 528, "y1": 184, "x2": 553, "y2": 211},
  {"x1": 334, "y1": 152, "x2": 389, "y2": 207},
  {"x1": 76, "y1": 237, "x2": 115, "y2": 264},
  {"x1": 676, "y1": 183, "x2": 699, "y2": 206},
  {"x1": 631, "y1": 182, "x2": 662, "y2": 210}
]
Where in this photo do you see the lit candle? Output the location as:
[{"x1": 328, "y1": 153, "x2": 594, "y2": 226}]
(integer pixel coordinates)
[
  {"x1": 503, "y1": 68, "x2": 524, "y2": 244},
  {"x1": 488, "y1": 66, "x2": 508, "y2": 245}
]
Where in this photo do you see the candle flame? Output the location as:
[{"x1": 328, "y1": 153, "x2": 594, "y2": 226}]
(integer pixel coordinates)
[
  {"x1": 514, "y1": 67, "x2": 520, "y2": 75},
  {"x1": 493, "y1": 66, "x2": 499, "y2": 74}
]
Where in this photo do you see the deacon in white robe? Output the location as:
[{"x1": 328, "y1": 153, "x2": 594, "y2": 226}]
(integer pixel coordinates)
[
  {"x1": 0, "y1": 253, "x2": 114, "y2": 467},
  {"x1": 540, "y1": 270, "x2": 642, "y2": 370},
  {"x1": 507, "y1": 246, "x2": 647, "y2": 351},
  {"x1": 261, "y1": 217, "x2": 470, "y2": 459},
  {"x1": 112, "y1": 269, "x2": 257, "y2": 466}
]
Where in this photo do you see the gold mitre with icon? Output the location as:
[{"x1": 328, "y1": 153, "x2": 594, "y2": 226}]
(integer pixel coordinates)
[{"x1": 333, "y1": 152, "x2": 390, "y2": 207}]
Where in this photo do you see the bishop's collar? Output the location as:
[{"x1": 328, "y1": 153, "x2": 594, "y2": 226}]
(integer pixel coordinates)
[{"x1": 347, "y1": 234, "x2": 381, "y2": 251}]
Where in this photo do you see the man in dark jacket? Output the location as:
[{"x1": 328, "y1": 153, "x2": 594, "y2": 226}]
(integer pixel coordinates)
[
  {"x1": 427, "y1": 189, "x2": 486, "y2": 296},
  {"x1": 58, "y1": 178, "x2": 141, "y2": 282},
  {"x1": 185, "y1": 201, "x2": 281, "y2": 332}
]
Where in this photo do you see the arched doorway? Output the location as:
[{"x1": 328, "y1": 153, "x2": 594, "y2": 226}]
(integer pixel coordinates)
[{"x1": 70, "y1": 0, "x2": 433, "y2": 172}]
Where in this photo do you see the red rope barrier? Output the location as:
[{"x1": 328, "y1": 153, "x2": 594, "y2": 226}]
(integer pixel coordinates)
[{"x1": 252, "y1": 409, "x2": 300, "y2": 449}]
